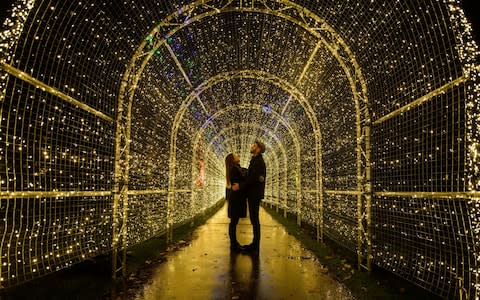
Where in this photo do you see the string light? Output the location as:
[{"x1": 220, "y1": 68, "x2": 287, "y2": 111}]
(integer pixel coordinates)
[{"x1": 0, "y1": 0, "x2": 478, "y2": 298}]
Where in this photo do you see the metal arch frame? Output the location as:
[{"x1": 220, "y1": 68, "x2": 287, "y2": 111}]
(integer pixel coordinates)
[
  {"x1": 183, "y1": 103, "x2": 301, "y2": 239},
  {"x1": 209, "y1": 131, "x2": 281, "y2": 202},
  {"x1": 192, "y1": 103, "x2": 301, "y2": 213},
  {"x1": 208, "y1": 131, "x2": 282, "y2": 212},
  {"x1": 198, "y1": 124, "x2": 287, "y2": 173},
  {"x1": 191, "y1": 122, "x2": 290, "y2": 216},
  {"x1": 206, "y1": 131, "x2": 281, "y2": 181},
  {"x1": 114, "y1": 0, "x2": 372, "y2": 276},
  {"x1": 201, "y1": 122, "x2": 288, "y2": 167},
  {"x1": 180, "y1": 70, "x2": 308, "y2": 225},
  {"x1": 215, "y1": 132, "x2": 283, "y2": 212},
  {"x1": 208, "y1": 124, "x2": 287, "y2": 212},
  {"x1": 166, "y1": 81, "x2": 308, "y2": 242},
  {"x1": 187, "y1": 145, "x2": 224, "y2": 219},
  {"x1": 183, "y1": 70, "x2": 320, "y2": 220},
  {"x1": 437, "y1": 5, "x2": 480, "y2": 293}
]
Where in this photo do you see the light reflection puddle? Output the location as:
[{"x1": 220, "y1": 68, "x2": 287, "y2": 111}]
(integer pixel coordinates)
[{"x1": 135, "y1": 203, "x2": 353, "y2": 300}]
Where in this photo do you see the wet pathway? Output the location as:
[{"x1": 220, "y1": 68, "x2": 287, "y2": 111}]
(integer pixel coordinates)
[{"x1": 134, "y1": 203, "x2": 352, "y2": 300}]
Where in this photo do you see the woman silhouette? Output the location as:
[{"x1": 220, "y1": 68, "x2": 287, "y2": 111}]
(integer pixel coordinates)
[{"x1": 225, "y1": 153, "x2": 247, "y2": 251}]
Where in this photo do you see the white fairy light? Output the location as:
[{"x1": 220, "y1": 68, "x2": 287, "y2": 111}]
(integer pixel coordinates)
[{"x1": 0, "y1": 0, "x2": 478, "y2": 298}]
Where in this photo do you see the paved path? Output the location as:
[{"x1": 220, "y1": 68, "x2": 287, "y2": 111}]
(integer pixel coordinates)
[{"x1": 134, "y1": 203, "x2": 352, "y2": 300}]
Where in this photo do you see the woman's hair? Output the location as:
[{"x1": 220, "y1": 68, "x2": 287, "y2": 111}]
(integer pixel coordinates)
[{"x1": 225, "y1": 153, "x2": 235, "y2": 187}]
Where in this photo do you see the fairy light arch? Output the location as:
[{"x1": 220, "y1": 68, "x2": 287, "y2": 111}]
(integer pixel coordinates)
[
  {"x1": 199, "y1": 123, "x2": 288, "y2": 215},
  {"x1": 179, "y1": 70, "x2": 320, "y2": 226},
  {"x1": 114, "y1": 0, "x2": 371, "y2": 270},
  {"x1": 190, "y1": 110, "x2": 295, "y2": 219},
  {"x1": 0, "y1": 0, "x2": 478, "y2": 298}
]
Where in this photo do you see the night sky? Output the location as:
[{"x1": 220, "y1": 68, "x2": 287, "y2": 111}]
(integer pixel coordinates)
[
  {"x1": 463, "y1": 0, "x2": 480, "y2": 43},
  {"x1": 0, "y1": 0, "x2": 15, "y2": 23}
]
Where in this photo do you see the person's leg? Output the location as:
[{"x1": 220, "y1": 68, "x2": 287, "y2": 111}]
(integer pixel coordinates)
[
  {"x1": 247, "y1": 199, "x2": 261, "y2": 250},
  {"x1": 229, "y1": 217, "x2": 240, "y2": 249}
]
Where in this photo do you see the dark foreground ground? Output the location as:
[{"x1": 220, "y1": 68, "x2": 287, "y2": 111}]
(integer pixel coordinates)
[{"x1": 0, "y1": 200, "x2": 441, "y2": 300}]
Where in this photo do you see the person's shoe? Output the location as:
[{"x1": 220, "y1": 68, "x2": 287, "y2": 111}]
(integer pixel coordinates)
[{"x1": 243, "y1": 243, "x2": 259, "y2": 252}]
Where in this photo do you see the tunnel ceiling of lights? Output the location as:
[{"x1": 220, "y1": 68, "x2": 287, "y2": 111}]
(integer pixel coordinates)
[{"x1": 0, "y1": 0, "x2": 479, "y2": 298}]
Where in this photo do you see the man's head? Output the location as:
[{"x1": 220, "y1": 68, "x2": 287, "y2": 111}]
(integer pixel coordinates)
[{"x1": 250, "y1": 140, "x2": 266, "y2": 155}]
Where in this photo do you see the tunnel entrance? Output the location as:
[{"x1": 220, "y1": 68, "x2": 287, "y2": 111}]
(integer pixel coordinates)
[{"x1": 0, "y1": 0, "x2": 479, "y2": 298}]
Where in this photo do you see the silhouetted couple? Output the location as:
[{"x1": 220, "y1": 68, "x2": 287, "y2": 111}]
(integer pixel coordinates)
[{"x1": 225, "y1": 140, "x2": 266, "y2": 253}]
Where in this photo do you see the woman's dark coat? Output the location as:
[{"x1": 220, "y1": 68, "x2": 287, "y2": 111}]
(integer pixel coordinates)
[{"x1": 228, "y1": 165, "x2": 247, "y2": 218}]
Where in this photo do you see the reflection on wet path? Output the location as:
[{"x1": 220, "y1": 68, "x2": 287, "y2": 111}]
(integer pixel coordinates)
[{"x1": 135, "y1": 203, "x2": 352, "y2": 299}]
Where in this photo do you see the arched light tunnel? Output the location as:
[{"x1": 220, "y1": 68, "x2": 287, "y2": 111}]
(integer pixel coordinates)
[{"x1": 0, "y1": 0, "x2": 479, "y2": 298}]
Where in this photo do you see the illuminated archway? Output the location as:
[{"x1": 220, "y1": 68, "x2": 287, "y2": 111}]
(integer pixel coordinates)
[
  {"x1": 184, "y1": 103, "x2": 302, "y2": 237},
  {"x1": 202, "y1": 123, "x2": 288, "y2": 213},
  {"x1": 204, "y1": 131, "x2": 282, "y2": 203},
  {"x1": 1, "y1": 0, "x2": 477, "y2": 297},
  {"x1": 113, "y1": 0, "x2": 372, "y2": 270},
  {"x1": 192, "y1": 113, "x2": 290, "y2": 219},
  {"x1": 179, "y1": 71, "x2": 320, "y2": 225}
]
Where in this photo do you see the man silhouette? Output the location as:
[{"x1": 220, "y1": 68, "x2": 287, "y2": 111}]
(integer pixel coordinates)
[{"x1": 232, "y1": 140, "x2": 266, "y2": 252}]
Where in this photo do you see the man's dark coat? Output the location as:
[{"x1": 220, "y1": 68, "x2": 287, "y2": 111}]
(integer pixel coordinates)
[{"x1": 241, "y1": 154, "x2": 266, "y2": 201}]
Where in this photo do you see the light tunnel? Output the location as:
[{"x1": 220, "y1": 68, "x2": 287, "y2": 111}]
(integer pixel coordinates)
[{"x1": 0, "y1": 0, "x2": 479, "y2": 298}]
